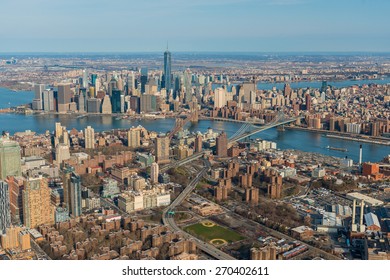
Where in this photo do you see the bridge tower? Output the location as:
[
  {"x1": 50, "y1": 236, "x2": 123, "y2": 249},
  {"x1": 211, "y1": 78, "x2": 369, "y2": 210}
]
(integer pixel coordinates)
[{"x1": 190, "y1": 108, "x2": 199, "y2": 122}]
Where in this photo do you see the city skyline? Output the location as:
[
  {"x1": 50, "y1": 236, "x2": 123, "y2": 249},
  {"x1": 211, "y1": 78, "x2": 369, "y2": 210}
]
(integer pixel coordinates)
[{"x1": 1, "y1": 0, "x2": 389, "y2": 53}]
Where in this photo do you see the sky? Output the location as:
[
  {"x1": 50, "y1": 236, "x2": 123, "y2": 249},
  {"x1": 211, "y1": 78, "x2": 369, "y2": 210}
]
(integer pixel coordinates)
[{"x1": 0, "y1": 0, "x2": 389, "y2": 52}]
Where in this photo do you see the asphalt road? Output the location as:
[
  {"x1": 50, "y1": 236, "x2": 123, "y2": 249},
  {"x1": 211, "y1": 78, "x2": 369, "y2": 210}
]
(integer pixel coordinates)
[{"x1": 162, "y1": 159, "x2": 236, "y2": 260}]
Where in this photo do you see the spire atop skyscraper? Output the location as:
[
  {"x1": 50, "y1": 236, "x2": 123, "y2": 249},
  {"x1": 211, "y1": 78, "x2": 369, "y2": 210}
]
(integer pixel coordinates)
[{"x1": 163, "y1": 46, "x2": 172, "y2": 93}]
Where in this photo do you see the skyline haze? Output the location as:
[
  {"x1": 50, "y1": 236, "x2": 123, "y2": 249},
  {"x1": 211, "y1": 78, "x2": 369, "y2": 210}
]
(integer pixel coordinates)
[{"x1": 1, "y1": 0, "x2": 389, "y2": 52}]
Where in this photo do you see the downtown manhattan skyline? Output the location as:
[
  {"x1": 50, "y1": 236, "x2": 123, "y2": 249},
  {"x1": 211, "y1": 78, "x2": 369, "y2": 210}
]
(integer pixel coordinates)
[{"x1": 0, "y1": 0, "x2": 390, "y2": 53}]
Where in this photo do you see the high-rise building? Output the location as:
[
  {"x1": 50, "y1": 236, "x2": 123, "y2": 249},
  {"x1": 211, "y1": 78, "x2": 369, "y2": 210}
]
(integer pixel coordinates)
[
  {"x1": 214, "y1": 87, "x2": 227, "y2": 108},
  {"x1": 95, "y1": 78, "x2": 101, "y2": 93},
  {"x1": 321, "y1": 81, "x2": 328, "y2": 93},
  {"x1": 57, "y1": 84, "x2": 72, "y2": 113},
  {"x1": 22, "y1": 176, "x2": 54, "y2": 228},
  {"x1": 127, "y1": 128, "x2": 141, "y2": 148},
  {"x1": 183, "y1": 69, "x2": 192, "y2": 103},
  {"x1": 42, "y1": 89, "x2": 55, "y2": 112},
  {"x1": 163, "y1": 48, "x2": 172, "y2": 93},
  {"x1": 55, "y1": 143, "x2": 70, "y2": 166},
  {"x1": 55, "y1": 207, "x2": 69, "y2": 223},
  {"x1": 150, "y1": 162, "x2": 159, "y2": 184},
  {"x1": 140, "y1": 68, "x2": 148, "y2": 94},
  {"x1": 55, "y1": 122, "x2": 63, "y2": 139},
  {"x1": 108, "y1": 76, "x2": 118, "y2": 96},
  {"x1": 127, "y1": 72, "x2": 135, "y2": 93},
  {"x1": 82, "y1": 69, "x2": 88, "y2": 88},
  {"x1": 305, "y1": 94, "x2": 312, "y2": 111},
  {"x1": 241, "y1": 82, "x2": 257, "y2": 103},
  {"x1": 129, "y1": 96, "x2": 140, "y2": 113},
  {"x1": 75, "y1": 91, "x2": 86, "y2": 113},
  {"x1": 1, "y1": 226, "x2": 31, "y2": 251},
  {"x1": 84, "y1": 126, "x2": 95, "y2": 149},
  {"x1": 111, "y1": 89, "x2": 123, "y2": 113},
  {"x1": 87, "y1": 98, "x2": 101, "y2": 113},
  {"x1": 61, "y1": 166, "x2": 74, "y2": 210},
  {"x1": 194, "y1": 133, "x2": 203, "y2": 153},
  {"x1": 89, "y1": 86, "x2": 95, "y2": 99},
  {"x1": 245, "y1": 187, "x2": 259, "y2": 205},
  {"x1": 0, "y1": 137, "x2": 22, "y2": 180},
  {"x1": 70, "y1": 172, "x2": 82, "y2": 217},
  {"x1": 155, "y1": 136, "x2": 170, "y2": 163},
  {"x1": 32, "y1": 84, "x2": 45, "y2": 110},
  {"x1": 140, "y1": 94, "x2": 157, "y2": 113},
  {"x1": 0, "y1": 180, "x2": 11, "y2": 235},
  {"x1": 101, "y1": 95, "x2": 112, "y2": 114},
  {"x1": 91, "y1": 74, "x2": 98, "y2": 86},
  {"x1": 283, "y1": 83, "x2": 292, "y2": 97},
  {"x1": 6, "y1": 176, "x2": 25, "y2": 224},
  {"x1": 216, "y1": 131, "x2": 228, "y2": 157}
]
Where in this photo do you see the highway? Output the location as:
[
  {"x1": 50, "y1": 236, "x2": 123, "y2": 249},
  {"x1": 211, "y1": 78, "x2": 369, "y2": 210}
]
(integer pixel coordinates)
[
  {"x1": 31, "y1": 239, "x2": 51, "y2": 260},
  {"x1": 162, "y1": 159, "x2": 236, "y2": 260},
  {"x1": 100, "y1": 197, "x2": 126, "y2": 215},
  {"x1": 160, "y1": 151, "x2": 206, "y2": 173}
]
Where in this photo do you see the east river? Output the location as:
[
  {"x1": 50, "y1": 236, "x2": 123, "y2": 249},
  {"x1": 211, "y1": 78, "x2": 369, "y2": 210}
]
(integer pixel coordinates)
[{"x1": 1, "y1": 80, "x2": 390, "y2": 163}]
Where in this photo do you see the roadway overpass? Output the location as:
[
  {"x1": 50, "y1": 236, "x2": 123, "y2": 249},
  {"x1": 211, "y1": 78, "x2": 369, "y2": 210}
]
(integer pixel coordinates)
[
  {"x1": 160, "y1": 151, "x2": 206, "y2": 172},
  {"x1": 162, "y1": 160, "x2": 236, "y2": 260}
]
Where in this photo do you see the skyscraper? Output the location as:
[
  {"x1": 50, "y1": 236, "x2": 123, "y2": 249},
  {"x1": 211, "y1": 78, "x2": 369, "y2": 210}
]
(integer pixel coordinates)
[
  {"x1": 214, "y1": 87, "x2": 227, "y2": 108},
  {"x1": 76, "y1": 90, "x2": 86, "y2": 113},
  {"x1": 61, "y1": 166, "x2": 73, "y2": 210},
  {"x1": 32, "y1": 84, "x2": 45, "y2": 110},
  {"x1": 183, "y1": 69, "x2": 192, "y2": 104},
  {"x1": 163, "y1": 48, "x2": 172, "y2": 93},
  {"x1": 82, "y1": 69, "x2": 88, "y2": 88},
  {"x1": 22, "y1": 176, "x2": 54, "y2": 228},
  {"x1": 87, "y1": 98, "x2": 101, "y2": 113},
  {"x1": 194, "y1": 133, "x2": 203, "y2": 153},
  {"x1": 6, "y1": 176, "x2": 25, "y2": 224},
  {"x1": 150, "y1": 162, "x2": 159, "y2": 184},
  {"x1": 55, "y1": 143, "x2": 70, "y2": 166},
  {"x1": 129, "y1": 96, "x2": 140, "y2": 113},
  {"x1": 140, "y1": 94, "x2": 157, "y2": 113},
  {"x1": 140, "y1": 68, "x2": 148, "y2": 94},
  {"x1": 42, "y1": 89, "x2": 55, "y2": 112},
  {"x1": 70, "y1": 172, "x2": 82, "y2": 217},
  {"x1": 108, "y1": 76, "x2": 118, "y2": 97},
  {"x1": 57, "y1": 84, "x2": 72, "y2": 113},
  {"x1": 127, "y1": 72, "x2": 135, "y2": 93},
  {"x1": 216, "y1": 131, "x2": 228, "y2": 157},
  {"x1": 155, "y1": 136, "x2": 170, "y2": 163},
  {"x1": 127, "y1": 128, "x2": 141, "y2": 148},
  {"x1": 111, "y1": 89, "x2": 123, "y2": 113},
  {"x1": 0, "y1": 180, "x2": 11, "y2": 235},
  {"x1": 0, "y1": 137, "x2": 22, "y2": 180},
  {"x1": 91, "y1": 73, "x2": 98, "y2": 86},
  {"x1": 84, "y1": 126, "x2": 95, "y2": 149},
  {"x1": 305, "y1": 94, "x2": 312, "y2": 111},
  {"x1": 101, "y1": 95, "x2": 112, "y2": 114}
]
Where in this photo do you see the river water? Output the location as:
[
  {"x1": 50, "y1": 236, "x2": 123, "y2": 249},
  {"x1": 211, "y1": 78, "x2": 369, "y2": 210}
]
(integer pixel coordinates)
[
  {"x1": 0, "y1": 85, "x2": 389, "y2": 163},
  {"x1": 0, "y1": 113, "x2": 387, "y2": 163}
]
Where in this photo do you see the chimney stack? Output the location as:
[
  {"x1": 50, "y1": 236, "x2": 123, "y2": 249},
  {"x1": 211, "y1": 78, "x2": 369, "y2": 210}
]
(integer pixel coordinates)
[
  {"x1": 359, "y1": 145, "x2": 363, "y2": 165},
  {"x1": 352, "y1": 199, "x2": 356, "y2": 224}
]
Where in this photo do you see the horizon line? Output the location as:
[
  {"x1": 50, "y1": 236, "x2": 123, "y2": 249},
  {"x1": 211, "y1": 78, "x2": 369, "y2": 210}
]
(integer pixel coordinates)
[{"x1": 1, "y1": 51, "x2": 390, "y2": 55}]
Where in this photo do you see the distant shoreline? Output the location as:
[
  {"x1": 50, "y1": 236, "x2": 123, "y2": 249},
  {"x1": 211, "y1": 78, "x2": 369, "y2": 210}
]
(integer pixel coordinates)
[
  {"x1": 285, "y1": 126, "x2": 390, "y2": 146},
  {"x1": 0, "y1": 85, "x2": 33, "y2": 92}
]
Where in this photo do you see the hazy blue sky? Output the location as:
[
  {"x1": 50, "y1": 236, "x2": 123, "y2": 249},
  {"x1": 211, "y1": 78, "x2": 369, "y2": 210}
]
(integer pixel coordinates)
[{"x1": 1, "y1": 0, "x2": 389, "y2": 52}]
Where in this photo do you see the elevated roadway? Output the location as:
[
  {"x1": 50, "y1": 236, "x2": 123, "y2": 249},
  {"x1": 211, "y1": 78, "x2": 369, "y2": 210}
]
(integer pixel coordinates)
[{"x1": 162, "y1": 160, "x2": 236, "y2": 260}]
